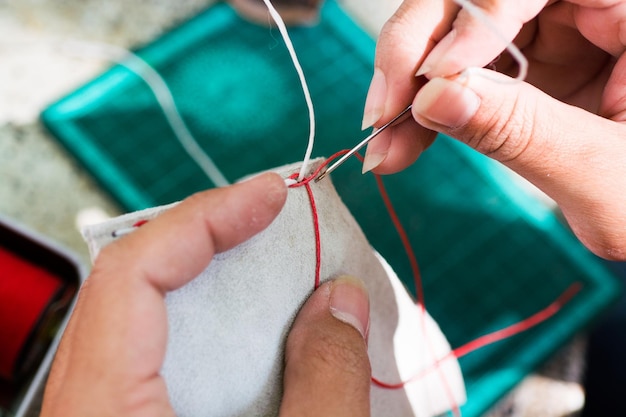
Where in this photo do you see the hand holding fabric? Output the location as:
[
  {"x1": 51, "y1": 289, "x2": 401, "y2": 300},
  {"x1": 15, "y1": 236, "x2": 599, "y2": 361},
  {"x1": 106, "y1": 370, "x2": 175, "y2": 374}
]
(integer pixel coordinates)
[{"x1": 40, "y1": 173, "x2": 371, "y2": 417}]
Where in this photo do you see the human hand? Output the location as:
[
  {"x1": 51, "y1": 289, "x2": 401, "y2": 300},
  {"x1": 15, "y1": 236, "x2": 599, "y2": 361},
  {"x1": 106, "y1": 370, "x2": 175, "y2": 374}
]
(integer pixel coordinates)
[
  {"x1": 362, "y1": 0, "x2": 626, "y2": 260},
  {"x1": 40, "y1": 172, "x2": 371, "y2": 417}
]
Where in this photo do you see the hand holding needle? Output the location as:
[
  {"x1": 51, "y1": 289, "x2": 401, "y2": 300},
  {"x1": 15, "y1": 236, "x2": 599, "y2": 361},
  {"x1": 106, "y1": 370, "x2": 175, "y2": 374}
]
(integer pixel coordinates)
[{"x1": 315, "y1": 105, "x2": 413, "y2": 182}]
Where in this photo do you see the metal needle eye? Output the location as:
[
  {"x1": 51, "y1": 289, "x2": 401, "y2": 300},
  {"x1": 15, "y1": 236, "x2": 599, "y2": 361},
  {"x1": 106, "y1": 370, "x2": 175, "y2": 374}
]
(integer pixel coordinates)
[{"x1": 315, "y1": 105, "x2": 413, "y2": 182}]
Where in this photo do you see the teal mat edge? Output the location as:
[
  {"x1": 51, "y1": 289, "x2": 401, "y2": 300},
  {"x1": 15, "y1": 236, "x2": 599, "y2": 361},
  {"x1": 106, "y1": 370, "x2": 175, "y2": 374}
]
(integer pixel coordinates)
[
  {"x1": 430, "y1": 137, "x2": 623, "y2": 415},
  {"x1": 41, "y1": 0, "x2": 370, "y2": 209},
  {"x1": 450, "y1": 139, "x2": 623, "y2": 413}
]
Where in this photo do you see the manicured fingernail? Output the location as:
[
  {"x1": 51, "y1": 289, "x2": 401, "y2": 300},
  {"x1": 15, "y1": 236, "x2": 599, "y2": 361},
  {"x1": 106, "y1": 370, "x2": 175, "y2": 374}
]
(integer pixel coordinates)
[
  {"x1": 413, "y1": 77, "x2": 480, "y2": 128},
  {"x1": 329, "y1": 276, "x2": 370, "y2": 339},
  {"x1": 361, "y1": 149, "x2": 387, "y2": 174},
  {"x1": 362, "y1": 69, "x2": 387, "y2": 130}
]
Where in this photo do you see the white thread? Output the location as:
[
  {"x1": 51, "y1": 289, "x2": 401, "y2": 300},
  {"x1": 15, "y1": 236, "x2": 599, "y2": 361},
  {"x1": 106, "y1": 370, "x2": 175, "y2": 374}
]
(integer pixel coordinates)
[
  {"x1": 61, "y1": 6, "x2": 318, "y2": 236},
  {"x1": 58, "y1": 40, "x2": 230, "y2": 187},
  {"x1": 61, "y1": 0, "x2": 318, "y2": 185},
  {"x1": 261, "y1": 0, "x2": 316, "y2": 182},
  {"x1": 454, "y1": 0, "x2": 528, "y2": 82},
  {"x1": 62, "y1": 0, "x2": 318, "y2": 185},
  {"x1": 61, "y1": 2, "x2": 320, "y2": 238},
  {"x1": 111, "y1": 226, "x2": 137, "y2": 238}
]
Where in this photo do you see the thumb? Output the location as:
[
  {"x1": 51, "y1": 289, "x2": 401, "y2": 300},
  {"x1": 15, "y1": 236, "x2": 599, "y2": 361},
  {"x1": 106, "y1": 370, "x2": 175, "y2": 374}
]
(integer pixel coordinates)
[
  {"x1": 279, "y1": 276, "x2": 371, "y2": 417},
  {"x1": 412, "y1": 68, "x2": 626, "y2": 260}
]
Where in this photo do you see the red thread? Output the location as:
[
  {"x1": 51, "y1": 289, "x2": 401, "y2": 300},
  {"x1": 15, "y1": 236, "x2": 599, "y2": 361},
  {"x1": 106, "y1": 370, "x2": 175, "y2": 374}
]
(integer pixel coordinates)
[
  {"x1": 369, "y1": 164, "x2": 425, "y2": 308},
  {"x1": 451, "y1": 282, "x2": 582, "y2": 359},
  {"x1": 357, "y1": 155, "x2": 459, "y2": 415},
  {"x1": 340, "y1": 154, "x2": 458, "y2": 413},
  {"x1": 371, "y1": 282, "x2": 582, "y2": 390},
  {"x1": 111, "y1": 219, "x2": 151, "y2": 238},
  {"x1": 288, "y1": 173, "x2": 322, "y2": 288},
  {"x1": 133, "y1": 220, "x2": 149, "y2": 228},
  {"x1": 292, "y1": 153, "x2": 582, "y2": 417},
  {"x1": 286, "y1": 151, "x2": 351, "y2": 288},
  {"x1": 291, "y1": 154, "x2": 459, "y2": 414}
]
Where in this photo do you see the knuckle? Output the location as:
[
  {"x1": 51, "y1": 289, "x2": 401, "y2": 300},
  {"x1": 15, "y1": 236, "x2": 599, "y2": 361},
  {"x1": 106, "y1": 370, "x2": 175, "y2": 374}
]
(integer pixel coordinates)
[
  {"x1": 379, "y1": 14, "x2": 415, "y2": 54},
  {"x1": 184, "y1": 191, "x2": 213, "y2": 213},
  {"x1": 465, "y1": 93, "x2": 536, "y2": 163},
  {"x1": 382, "y1": 2, "x2": 414, "y2": 33},
  {"x1": 378, "y1": 3, "x2": 436, "y2": 58}
]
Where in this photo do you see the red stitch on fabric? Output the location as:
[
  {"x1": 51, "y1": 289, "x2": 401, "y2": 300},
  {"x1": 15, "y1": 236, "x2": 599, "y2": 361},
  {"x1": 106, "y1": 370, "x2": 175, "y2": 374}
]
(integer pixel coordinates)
[
  {"x1": 304, "y1": 182, "x2": 321, "y2": 289},
  {"x1": 133, "y1": 220, "x2": 149, "y2": 228},
  {"x1": 288, "y1": 172, "x2": 322, "y2": 289},
  {"x1": 112, "y1": 219, "x2": 150, "y2": 238},
  {"x1": 287, "y1": 151, "x2": 350, "y2": 288}
]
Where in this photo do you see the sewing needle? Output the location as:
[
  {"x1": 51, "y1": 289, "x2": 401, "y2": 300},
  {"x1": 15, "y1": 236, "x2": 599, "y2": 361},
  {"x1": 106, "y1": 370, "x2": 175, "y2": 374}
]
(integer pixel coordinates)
[{"x1": 315, "y1": 105, "x2": 413, "y2": 182}]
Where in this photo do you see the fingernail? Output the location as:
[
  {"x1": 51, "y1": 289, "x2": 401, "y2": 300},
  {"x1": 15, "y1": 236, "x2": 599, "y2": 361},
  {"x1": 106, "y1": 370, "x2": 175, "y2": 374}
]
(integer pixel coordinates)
[
  {"x1": 413, "y1": 77, "x2": 480, "y2": 128},
  {"x1": 415, "y1": 63, "x2": 432, "y2": 77},
  {"x1": 329, "y1": 276, "x2": 370, "y2": 339},
  {"x1": 362, "y1": 69, "x2": 387, "y2": 130},
  {"x1": 361, "y1": 150, "x2": 387, "y2": 174},
  {"x1": 361, "y1": 128, "x2": 392, "y2": 174}
]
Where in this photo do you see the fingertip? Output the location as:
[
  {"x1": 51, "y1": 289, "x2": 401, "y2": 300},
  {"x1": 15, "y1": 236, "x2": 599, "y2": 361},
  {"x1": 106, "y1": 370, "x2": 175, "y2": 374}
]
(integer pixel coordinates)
[
  {"x1": 280, "y1": 276, "x2": 371, "y2": 417},
  {"x1": 415, "y1": 63, "x2": 433, "y2": 78},
  {"x1": 362, "y1": 68, "x2": 387, "y2": 130},
  {"x1": 292, "y1": 275, "x2": 370, "y2": 339},
  {"x1": 262, "y1": 171, "x2": 289, "y2": 206},
  {"x1": 369, "y1": 122, "x2": 436, "y2": 175},
  {"x1": 362, "y1": 129, "x2": 391, "y2": 174},
  {"x1": 413, "y1": 25, "x2": 458, "y2": 79},
  {"x1": 362, "y1": 151, "x2": 387, "y2": 175},
  {"x1": 238, "y1": 171, "x2": 288, "y2": 212},
  {"x1": 240, "y1": 170, "x2": 287, "y2": 192},
  {"x1": 412, "y1": 76, "x2": 480, "y2": 129},
  {"x1": 329, "y1": 276, "x2": 370, "y2": 340}
]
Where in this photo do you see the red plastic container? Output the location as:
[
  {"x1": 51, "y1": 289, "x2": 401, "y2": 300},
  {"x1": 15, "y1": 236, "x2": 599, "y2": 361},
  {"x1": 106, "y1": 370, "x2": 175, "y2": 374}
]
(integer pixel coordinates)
[{"x1": 0, "y1": 215, "x2": 85, "y2": 417}]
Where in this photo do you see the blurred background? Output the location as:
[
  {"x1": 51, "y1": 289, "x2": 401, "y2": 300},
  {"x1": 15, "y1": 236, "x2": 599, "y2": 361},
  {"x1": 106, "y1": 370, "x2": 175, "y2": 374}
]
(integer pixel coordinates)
[{"x1": 1, "y1": 1, "x2": 624, "y2": 416}]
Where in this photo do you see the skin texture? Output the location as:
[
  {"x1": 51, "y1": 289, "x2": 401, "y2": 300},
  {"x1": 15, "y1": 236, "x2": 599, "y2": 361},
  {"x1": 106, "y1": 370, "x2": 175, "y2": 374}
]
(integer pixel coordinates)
[
  {"x1": 40, "y1": 173, "x2": 371, "y2": 417},
  {"x1": 362, "y1": 0, "x2": 626, "y2": 260}
]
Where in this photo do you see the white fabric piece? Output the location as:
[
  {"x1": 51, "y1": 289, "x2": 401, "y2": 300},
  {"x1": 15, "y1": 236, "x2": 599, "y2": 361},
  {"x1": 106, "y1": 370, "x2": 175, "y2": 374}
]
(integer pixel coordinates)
[{"x1": 82, "y1": 159, "x2": 466, "y2": 417}]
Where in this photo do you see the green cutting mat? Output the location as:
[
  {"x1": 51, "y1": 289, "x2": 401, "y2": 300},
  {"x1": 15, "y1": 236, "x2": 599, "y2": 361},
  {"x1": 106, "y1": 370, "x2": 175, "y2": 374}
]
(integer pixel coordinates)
[{"x1": 42, "y1": 1, "x2": 620, "y2": 415}]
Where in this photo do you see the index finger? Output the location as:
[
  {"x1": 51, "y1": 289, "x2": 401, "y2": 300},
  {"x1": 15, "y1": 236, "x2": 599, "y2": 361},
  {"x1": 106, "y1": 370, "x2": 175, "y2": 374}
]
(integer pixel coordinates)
[
  {"x1": 418, "y1": 0, "x2": 548, "y2": 79},
  {"x1": 103, "y1": 172, "x2": 288, "y2": 292},
  {"x1": 42, "y1": 173, "x2": 288, "y2": 414},
  {"x1": 363, "y1": 0, "x2": 459, "y2": 128}
]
